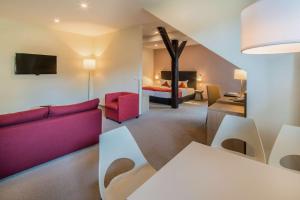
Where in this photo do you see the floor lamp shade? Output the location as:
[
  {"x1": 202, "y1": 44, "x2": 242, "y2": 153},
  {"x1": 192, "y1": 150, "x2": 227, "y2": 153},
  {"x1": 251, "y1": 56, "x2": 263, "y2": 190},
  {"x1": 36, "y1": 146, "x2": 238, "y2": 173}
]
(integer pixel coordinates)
[
  {"x1": 241, "y1": 0, "x2": 300, "y2": 54},
  {"x1": 83, "y1": 58, "x2": 96, "y2": 70}
]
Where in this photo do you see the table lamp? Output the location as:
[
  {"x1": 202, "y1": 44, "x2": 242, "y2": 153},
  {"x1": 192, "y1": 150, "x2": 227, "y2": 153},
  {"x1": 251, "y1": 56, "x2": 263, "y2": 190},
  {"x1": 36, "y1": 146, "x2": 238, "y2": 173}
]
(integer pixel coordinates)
[
  {"x1": 234, "y1": 69, "x2": 247, "y2": 96},
  {"x1": 197, "y1": 74, "x2": 202, "y2": 82},
  {"x1": 241, "y1": 0, "x2": 300, "y2": 54},
  {"x1": 83, "y1": 58, "x2": 96, "y2": 100}
]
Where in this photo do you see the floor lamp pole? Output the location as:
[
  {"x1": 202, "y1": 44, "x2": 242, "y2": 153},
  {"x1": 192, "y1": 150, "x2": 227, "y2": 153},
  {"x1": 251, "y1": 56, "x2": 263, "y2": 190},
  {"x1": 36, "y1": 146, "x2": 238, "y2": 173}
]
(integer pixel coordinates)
[
  {"x1": 88, "y1": 71, "x2": 91, "y2": 100},
  {"x1": 240, "y1": 79, "x2": 243, "y2": 97}
]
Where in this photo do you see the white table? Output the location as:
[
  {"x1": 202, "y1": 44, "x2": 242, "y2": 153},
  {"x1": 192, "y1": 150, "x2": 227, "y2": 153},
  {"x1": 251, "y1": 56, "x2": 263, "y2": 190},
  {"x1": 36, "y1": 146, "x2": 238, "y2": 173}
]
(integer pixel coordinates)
[{"x1": 128, "y1": 142, "x2": 300, "y2": 200}]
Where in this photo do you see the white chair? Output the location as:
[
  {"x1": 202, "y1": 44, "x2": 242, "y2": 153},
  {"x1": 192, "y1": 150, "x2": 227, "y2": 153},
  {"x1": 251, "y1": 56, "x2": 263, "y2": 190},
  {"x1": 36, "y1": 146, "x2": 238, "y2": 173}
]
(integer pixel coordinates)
[
  {"x1": 269, "y1": 125, "x2": 300, "y2": 173},
  {"x1": 211, "y1": 115, "x2": 266, "y2": 163},
  {"x1": 99, "y1": 126, "x2": 156, "y2": 200}
]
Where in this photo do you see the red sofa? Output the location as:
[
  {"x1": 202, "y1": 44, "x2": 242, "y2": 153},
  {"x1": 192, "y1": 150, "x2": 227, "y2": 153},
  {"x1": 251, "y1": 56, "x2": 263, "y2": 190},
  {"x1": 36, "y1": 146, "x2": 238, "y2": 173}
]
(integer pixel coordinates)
[
  {"x1": 105, "y1": 92, "x2": 139, "y2": 123},
  {"x1": 0, "y1": 99, "x2": 102, "y2": 179}
]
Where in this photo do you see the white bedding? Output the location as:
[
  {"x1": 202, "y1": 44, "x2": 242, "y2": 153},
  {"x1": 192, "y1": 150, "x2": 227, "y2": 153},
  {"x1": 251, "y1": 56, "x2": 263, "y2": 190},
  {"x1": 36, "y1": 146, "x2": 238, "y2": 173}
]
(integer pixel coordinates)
[{"x1": 143, "y1": 87, "x2": 195, "y2": 98}]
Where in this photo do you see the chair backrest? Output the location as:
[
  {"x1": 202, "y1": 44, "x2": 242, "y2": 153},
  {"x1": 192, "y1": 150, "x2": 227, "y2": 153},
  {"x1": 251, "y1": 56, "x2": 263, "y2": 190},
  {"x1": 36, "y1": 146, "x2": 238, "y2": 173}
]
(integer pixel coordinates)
[
  {"x1": 206, "y1": 85, "x2": 221, "y2": 106},
  {"x1": 99, "y1": 126, "x2": 149, "y2": 200},
  {"x1": 269, "y1": 125, "x2": 300, "y2": 173},
  {"x1": 211, "y1": 115, "x2": 266, "y2": 162}
]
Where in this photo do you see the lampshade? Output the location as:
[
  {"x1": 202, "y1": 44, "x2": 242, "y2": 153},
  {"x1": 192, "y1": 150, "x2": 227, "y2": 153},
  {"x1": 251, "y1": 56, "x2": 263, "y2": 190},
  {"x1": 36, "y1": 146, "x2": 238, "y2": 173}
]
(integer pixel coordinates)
[
  {"x1": 197, "y1": 74, "x2": 202, "y2": 82},
  {"x1": 234, "y1": 69, "x2": 247, "y2": 81},
  {"x1": 83, "y1": 58, "x2": 96, "y2": 70},
  {"x1": 154, "y1": 74, "x2": 160, "y2": 80},
  {"x1": 241, "y1": 0, "x2": 300, "y2": 54}
]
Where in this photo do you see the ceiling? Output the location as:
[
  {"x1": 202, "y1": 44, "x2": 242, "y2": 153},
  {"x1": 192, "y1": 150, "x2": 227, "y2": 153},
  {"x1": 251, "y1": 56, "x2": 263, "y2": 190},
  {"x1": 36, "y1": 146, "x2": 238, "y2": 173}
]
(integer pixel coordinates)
[
  {"x1": 142, "y1": 21, "x2": 198, "y2": 49},
  {"x1": 0, "y1": 0, "x2": 158, "y2": 36}
]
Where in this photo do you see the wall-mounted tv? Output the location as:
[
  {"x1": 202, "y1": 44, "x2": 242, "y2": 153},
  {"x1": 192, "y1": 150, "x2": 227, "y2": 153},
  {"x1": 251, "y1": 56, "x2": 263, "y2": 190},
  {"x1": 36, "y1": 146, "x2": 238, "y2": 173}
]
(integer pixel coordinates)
[{"x1": 15, "y1": 53, "x2": 57, "y2": 75}]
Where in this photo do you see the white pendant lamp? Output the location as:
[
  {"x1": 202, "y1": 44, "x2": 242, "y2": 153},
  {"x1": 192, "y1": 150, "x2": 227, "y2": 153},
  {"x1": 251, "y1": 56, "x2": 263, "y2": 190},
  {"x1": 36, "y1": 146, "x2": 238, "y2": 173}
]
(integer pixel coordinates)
[{"x1": 241, "y1": 0, "x2": 300, "y2": 54}]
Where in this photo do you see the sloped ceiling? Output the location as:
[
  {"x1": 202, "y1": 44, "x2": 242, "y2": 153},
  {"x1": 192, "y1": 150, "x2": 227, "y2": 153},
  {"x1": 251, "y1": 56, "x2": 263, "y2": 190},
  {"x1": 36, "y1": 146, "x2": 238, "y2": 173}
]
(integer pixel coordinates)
[{"x1": 0, "y1": 0, "x2": 157, "y2": 36}]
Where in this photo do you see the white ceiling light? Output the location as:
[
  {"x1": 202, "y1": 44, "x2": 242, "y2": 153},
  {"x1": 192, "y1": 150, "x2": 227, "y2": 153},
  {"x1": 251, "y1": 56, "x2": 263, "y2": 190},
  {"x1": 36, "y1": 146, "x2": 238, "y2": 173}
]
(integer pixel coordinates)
[
  {"x1": 80, "y1": 2, "x2": 88, "y2": 8},
  {"x1": 241, "y1": 0, "x2": 300, "y2": 54},
  {"x1": 54, "y1": 18, "x2": 60, "y2": 23},
  {"x1": 154, "y1": 44, "x2": 158, "y2": 47}
]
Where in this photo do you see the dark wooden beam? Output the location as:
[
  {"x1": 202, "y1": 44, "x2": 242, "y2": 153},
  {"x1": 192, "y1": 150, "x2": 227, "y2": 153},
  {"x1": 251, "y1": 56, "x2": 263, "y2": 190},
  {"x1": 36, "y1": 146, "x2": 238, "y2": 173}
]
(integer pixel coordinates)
[
  {"x1": 157, "y1": 27, "x2": 175, "y2": 59},
  {"x1": 157, "y1": 27, "x2": 186, "y2": 109},
  {"x1": 178, "y1": 41, "x2": 187, "y2": 57},
  {"x1": 171, "y1": 39, "x2": 179, "y2": 108}
]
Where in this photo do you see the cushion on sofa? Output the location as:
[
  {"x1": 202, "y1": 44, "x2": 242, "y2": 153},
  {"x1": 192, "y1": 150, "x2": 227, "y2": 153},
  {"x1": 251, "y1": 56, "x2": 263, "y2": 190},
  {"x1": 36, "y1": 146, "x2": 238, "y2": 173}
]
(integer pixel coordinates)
[
  {"x1": 49, "y1": 99, "x2": 100, "y2": 117},
  {"x1": 0, "y1": 107, "x2": 49, "y2": 127}
]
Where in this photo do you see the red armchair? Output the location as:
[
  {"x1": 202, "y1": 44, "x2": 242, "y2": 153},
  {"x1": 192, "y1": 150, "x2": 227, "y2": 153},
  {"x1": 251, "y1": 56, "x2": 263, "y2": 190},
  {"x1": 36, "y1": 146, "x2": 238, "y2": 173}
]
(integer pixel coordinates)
[{"x1": 105, "y1": 92, "x2": 139, "y2": 123}]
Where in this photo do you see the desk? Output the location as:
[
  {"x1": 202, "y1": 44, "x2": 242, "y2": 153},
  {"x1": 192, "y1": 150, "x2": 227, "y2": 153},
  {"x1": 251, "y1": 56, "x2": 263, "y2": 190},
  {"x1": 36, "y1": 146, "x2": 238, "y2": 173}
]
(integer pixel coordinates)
[
  {"x1": 207, "y1": 102, "x2": 244, "y2": 145},
  {"x1": 217, "y1": 96, "x2": 245, "y2": 106},
  {"x1": 128, "y1": 142, "x2": 300, "y2": 200}
]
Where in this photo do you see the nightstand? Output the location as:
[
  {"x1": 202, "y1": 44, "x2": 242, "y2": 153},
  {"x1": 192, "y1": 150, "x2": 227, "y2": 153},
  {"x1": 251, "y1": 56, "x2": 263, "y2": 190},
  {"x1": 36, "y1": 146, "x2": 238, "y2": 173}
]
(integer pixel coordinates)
[{"x1": 194, "y1": 90, "x2": 204, "y2": 101}]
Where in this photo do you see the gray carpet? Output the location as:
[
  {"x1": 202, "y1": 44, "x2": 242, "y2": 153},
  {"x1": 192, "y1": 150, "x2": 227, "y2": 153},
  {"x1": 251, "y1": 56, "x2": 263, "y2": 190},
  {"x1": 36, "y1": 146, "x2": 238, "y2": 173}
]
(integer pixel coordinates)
[{"x1": 0, "y1": 101, "x2": 207, "y2": 200}]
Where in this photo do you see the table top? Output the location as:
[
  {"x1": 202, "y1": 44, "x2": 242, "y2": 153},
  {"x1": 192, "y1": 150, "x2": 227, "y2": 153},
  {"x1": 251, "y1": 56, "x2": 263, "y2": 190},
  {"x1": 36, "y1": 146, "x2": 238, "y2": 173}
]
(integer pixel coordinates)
[
  {"x1": 217, "y1": 96, "x2": 245, "y2": 106},
  {"x1": 208, "y1": 102, "x2": 244, "y2": 116},
  {"x1": 128, "y1": 142, "x2": 300, "y2": 200}
]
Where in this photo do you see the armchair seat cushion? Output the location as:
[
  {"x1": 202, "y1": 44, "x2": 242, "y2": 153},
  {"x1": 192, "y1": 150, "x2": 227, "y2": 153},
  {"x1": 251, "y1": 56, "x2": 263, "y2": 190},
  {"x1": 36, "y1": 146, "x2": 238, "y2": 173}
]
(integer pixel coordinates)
[{"x1": 106, "y1": 102, "x2": 119, "y2": 111}]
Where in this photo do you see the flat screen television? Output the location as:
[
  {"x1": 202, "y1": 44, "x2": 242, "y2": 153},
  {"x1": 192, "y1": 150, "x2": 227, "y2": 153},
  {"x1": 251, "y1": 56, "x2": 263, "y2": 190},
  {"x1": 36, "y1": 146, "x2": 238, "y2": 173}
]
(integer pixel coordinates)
[{"x1": 15, "y1": 53, "x2": 57, "y2": 75}]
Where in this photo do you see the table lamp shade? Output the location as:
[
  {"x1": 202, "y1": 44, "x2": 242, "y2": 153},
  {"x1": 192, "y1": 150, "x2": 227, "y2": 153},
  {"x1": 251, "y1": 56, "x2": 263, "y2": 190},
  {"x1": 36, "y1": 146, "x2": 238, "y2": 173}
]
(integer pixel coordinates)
[
  {"x1": 83, "y1": 58, "x2": 96, "y2": 70},
  {"x1": 241, "y1": 0, "x2": 300, "y2": 54},
  {"x1": 234, "y1": 69, "x2": 247, "y2": 81}
]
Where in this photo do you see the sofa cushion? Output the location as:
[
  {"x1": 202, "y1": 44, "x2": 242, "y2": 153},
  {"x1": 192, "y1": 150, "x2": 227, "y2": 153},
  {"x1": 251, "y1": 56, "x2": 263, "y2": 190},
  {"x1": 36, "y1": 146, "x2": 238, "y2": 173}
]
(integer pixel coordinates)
[
  {"x1": 49, "y1": 99, "x2": 99, "y2": 117},
  {"x1": 106, "y1": 101, "x2": 119, "y2": 111},
  {"x1": 0, "y1": 108, "x2": 49, "y2": 127}
]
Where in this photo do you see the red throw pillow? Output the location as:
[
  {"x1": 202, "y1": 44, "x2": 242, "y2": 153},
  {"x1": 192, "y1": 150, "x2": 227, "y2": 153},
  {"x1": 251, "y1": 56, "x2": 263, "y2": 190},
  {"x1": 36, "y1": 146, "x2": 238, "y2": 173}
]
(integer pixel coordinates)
[
  {"x1": 179, "y1": 81, "x2": 188, "y2": 88},
  {"x1": 161, "y1": 80, "x2": 170, "y2": 87},
  {"x1": 49, "y1": 99, "x2": 100, "y2": 117},
  {"x1": 0, "y1": 107, "x2": 49, "y2": 127}
]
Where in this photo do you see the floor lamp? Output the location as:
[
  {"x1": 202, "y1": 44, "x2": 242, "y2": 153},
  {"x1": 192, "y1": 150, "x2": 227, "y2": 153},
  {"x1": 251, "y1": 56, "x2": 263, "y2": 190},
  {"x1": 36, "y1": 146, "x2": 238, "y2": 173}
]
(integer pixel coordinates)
[{"x1": 83, "y1": 58, "x2": 96, "y2": 100}]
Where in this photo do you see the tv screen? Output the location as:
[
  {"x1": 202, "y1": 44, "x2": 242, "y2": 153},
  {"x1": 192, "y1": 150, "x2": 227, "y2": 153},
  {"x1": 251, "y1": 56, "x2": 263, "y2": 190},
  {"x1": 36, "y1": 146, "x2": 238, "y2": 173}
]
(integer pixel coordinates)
[{"x1": 15, "y1": 53, "x2": 57, "y2": 75}]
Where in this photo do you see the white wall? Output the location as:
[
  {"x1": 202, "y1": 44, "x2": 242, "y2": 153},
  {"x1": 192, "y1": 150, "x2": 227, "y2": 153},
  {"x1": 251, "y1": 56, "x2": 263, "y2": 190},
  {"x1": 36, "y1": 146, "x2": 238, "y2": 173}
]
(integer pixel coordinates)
[
  {"x1": 142, "y1": 48, "x2": 154, "y2": 86},
  {"x1": 93, "y1": 26, "x2": 143, "y2": 106},
  {"x1": 0, "y1": 19, "x2": 93, "y2": 114},
  {"x1": 0, "y1": 19, "x2": 144, "y2": 114},
  {"x1": 143, "y1": 0, "x2": 300, "y2": 155}
]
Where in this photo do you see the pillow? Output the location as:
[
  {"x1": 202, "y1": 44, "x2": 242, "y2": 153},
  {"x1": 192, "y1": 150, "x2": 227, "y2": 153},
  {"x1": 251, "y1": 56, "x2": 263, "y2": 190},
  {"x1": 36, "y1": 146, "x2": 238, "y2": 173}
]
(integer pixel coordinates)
[
  {"x1": 49, "y1": 98, "x2": 99, "y2": 117},
  {"x1": 160, "y1": 79, "x2": 171, "y2": 87},
  {"x1": 179, "y1": 80, "x2": 188, "y2": 88},
  {"x1": 0, "y1": 107, "x2": 49, "y2": 127}
]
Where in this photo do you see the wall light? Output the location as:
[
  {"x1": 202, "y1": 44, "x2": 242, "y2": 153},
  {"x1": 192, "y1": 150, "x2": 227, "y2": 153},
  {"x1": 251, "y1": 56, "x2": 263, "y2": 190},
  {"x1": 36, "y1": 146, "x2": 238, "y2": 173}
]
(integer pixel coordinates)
[
  {"x1": 80, "y1": 2, "x2": 88, "y2": 8},
  {"x1": 54, "y1": 18, "x2": 60, "y2": 23}
]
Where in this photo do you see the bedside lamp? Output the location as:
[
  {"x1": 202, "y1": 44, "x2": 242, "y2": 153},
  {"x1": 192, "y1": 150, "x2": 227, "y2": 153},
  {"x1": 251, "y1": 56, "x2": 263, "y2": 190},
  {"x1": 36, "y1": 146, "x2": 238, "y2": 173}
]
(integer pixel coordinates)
[
  {"x1": 241, "y1": 0, "x2": 300, "y2": 54},
  {"x1": 83, "y1": 58, "x2": 96, "y2": 100},
  {"x1": 234, "y1": 69, "x2": 247, "y2": 96},
  {"x1": 197, "y1": 74, "x2": 202, "y2": 82},
  {"x1": 154, "y1": 74, "x2": 160, "y2": 80}
]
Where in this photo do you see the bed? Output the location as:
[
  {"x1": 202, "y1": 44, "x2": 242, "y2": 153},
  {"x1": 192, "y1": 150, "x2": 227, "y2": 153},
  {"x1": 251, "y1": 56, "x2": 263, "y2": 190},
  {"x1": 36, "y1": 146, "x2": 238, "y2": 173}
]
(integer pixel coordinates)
[{"x1": 143, "y1": 71, "x2": 197, "y2": 105}]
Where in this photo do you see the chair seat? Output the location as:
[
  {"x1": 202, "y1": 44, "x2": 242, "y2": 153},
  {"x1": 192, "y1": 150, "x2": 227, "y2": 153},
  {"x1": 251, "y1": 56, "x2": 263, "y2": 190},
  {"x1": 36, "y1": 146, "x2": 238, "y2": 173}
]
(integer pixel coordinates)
[
  {"x1": 105, "y1": 164, "x2": 156, "y2": 200},
  {"x1": 106, "y1": 101, "x2": 119, "y2": 111}
]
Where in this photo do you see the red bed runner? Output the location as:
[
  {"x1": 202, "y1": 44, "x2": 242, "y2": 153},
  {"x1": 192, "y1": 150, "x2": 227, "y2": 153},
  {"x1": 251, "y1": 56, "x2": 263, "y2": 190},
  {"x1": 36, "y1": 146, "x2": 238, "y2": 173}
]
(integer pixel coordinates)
[{"x1": 142, "y1": 86, "x2": 182, "y2": 97}]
